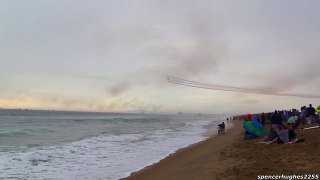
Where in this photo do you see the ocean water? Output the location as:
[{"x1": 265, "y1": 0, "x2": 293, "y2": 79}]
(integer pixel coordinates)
[{"x1": 0, "y1": 109, "x2": 230, "y2": 180}]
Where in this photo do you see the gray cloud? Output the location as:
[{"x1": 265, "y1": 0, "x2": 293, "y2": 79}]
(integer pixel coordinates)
[
  {"x1": 145, "y1": 3, "x2": 228, "y2": 77},
  {"x1": 250, "y1": 58, "x2": 320, "y2": 94},
  {"x1": 1, "y1": 1, "x2": 320, "y2": 112},
  {"x1": 105, "y1": 2, "x2": 230, "y2": 95},
  {"x1": 105, "y1": 1, "x2": 320, "y2": 99}
]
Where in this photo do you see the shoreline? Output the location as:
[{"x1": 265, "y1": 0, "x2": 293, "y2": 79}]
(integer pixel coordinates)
[
  {"x1": 125, "y1": 120, "x2": 242, "y2": 180},
  {"x1": 124, "y1": 119, "x2": 320, "y2": 180}
]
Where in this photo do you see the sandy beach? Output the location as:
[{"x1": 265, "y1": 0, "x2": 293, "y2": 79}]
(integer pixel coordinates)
[
  {"x1": 126, "y1": 121, "x2": 320, "y2": 180},
  {"x1": 126, "y1": 121, "x2": 243, "y2": 180},
  {"x1": 217, "y1": 123, "x2": 320, "y2": 179}
]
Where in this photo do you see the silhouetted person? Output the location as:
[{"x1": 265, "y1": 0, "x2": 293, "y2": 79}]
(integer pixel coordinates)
[
  {"x1": 218, "y1": 122, "x2": 225, "y2": 134},
  {"x1": 306, "y1": 104, "x2": 316, "y2": 124},
  {"x1": 271, "y1": 110, "x2": 282, "y2": 130},
  {"x1": 260, "y1": 112, "x2": 266, "y2": 126}
]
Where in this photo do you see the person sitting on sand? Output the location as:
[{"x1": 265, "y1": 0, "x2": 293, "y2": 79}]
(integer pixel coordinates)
[
  {"x1": 259, "y1": 127, "x2": 277, "y2": 143},
  {"x1": 266, "y1": 126, "x2": 289, "y2": 144},
  {"x1": 287, "y1": 124, "x2": 296, "y2": 141},
  {"x1": 265, "y1": 124, "x2": 302, "y2": 144},
  {"x1": 266, "y1": 126, "x2": 288, "y2": 144},
  {"x1": 286, "y1": 123, "x2": 304, "y2": 144}
]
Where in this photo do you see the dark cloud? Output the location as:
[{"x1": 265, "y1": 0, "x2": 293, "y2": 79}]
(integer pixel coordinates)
[
  {"x1": 87, "y1": 97, "x2": 162, "y2": 112},
  {"x1": 120, "y1": 97, "x2": 162, "y2": 111},
  {"x1": 107, "y1": 81, "x2": 132, "y2": 96}
]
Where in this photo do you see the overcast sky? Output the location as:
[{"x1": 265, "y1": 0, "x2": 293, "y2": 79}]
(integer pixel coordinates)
[{"x1": 1, "y1": 0, "x2": 319, "y2": 114}]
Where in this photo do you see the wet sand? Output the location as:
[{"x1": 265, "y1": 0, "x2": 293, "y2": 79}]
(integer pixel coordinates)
[
  {"x1": 126, "y1": 121, "x2": 243, "y2": 180},
  {"x1": 126, "y1": 121, "x2": 320, "y2": 180}
]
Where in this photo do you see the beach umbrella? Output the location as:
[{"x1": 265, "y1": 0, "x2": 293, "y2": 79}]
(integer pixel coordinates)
[
  {"x1": 287, "y1": 116, "x2": 298, "y2": 124},
  {"x1": 317, "y1": 105, "x2": 320, "y2": 113},
  {"x1": 243, "y1": 121, "x2": 268, "y2": 138}
]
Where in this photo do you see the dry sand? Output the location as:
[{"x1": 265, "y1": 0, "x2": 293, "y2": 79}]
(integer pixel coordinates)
[
  {"x1": 217, "y1": 123, "x2": 320, "y2": 180},
  {"x1": 126, "y1": 121, "x2": 320, "y2": 180}
]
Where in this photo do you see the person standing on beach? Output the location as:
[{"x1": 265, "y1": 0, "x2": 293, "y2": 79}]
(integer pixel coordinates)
[
  {"x1": 300, "y1": 106, "x2": 307, "y2": 124},
  {"x1": 306, "y1": 104, "x2": 316, "y2": 124},
  {"x1": 218, "y1": 122, "x2": 225, "y2": 135},
  {"x1": 279, "y1": 111, "x2": 286, "y2": 124},
  {"x1": 221, "y1": 122, "x2": 225, "y2": 133},
  {"x1": 271, "y1": 110, "x2": 282, "y2": 130},
  {"x1": 260, "y1": 113, "x2": 266, "y2": 126}
]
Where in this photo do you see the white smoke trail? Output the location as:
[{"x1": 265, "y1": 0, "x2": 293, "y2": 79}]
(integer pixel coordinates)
[{"x1": 168, "y1": 76, "x2": 320, "y2": 98}]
